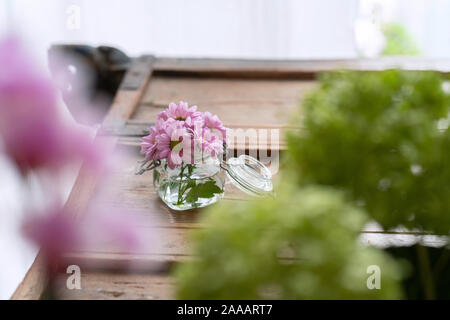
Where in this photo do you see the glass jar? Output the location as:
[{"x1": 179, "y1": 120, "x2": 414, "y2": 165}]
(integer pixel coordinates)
[
  {"x1": 138, "y1": 155, "x2": 273, "y2": 211},
  {"x1": 153, "y1": 156, "x2": 225, "y2": 211}
]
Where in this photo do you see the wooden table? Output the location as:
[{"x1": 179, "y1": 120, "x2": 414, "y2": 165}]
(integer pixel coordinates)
[{"x1": 11, "y1": 56, "x2": 450, "y2": 300}]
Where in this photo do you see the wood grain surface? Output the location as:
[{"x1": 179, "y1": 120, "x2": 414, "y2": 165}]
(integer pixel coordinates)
[{"x1": 134, "y1": 76, "x2": 315, "y2": 127}]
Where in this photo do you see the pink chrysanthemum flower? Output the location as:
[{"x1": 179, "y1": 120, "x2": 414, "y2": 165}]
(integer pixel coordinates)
[
  {"x1": 156, "y1": 121, "x2": 192, "y2": 169},
  {"x1": 191, "y1": 124, "x2": 223, "y2": 159},
  {"x1": 203, "y1": 111, "x2": 227, "y2": 142},
  {"x1": 201, "y1": 128, "x2": 224, "y2": 157},
  {"x1": 158, "y1": 101, "x2": 202, "y2": 127},
  {"x1": 141, "y1": 126, "x2": 159, "y2": 161},
  {"x1": 141, "y1": 102, "x2": 228, "y2": 167},
  {"x1": 140, "y1": 118, "x2": 170, "y2": 161}
]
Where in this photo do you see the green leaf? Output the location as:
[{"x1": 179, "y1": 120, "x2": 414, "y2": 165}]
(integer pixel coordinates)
[
  {"x1": 184, "y1": 180, "x2": 223, "y2": 203},
  {"x1": 175, "y1": 185, "x2": 405, "y2": 299},
  {"x1": 286, "y1": 70, "x2": 450, "y2": 234}
]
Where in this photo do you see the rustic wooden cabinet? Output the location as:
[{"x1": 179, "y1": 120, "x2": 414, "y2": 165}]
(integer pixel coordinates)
[{"x1": 11, "y1": 56, "x2": 450, "y2": 300}]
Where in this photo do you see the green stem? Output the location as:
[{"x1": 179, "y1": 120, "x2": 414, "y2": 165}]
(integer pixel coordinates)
[
  {"x1": 175, "y1": 164, "x2": 197, "y2": 206},
  {"x1": 176, "y1": 163, "x2": 186, "y2": 205}
]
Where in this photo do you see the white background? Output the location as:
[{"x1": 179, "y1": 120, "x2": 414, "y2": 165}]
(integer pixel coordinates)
[{"x1": 1, "y1": 0, "x2": 450, "y2": 64}]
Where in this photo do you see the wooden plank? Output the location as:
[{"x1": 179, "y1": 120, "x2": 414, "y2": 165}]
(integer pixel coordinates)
[
  {"x1": 134, "y1": 77, "x2": 315, "y2": 127},
  {"x1": 96, "y1": 182, "x2": 252, "y2": 225},
  {"x1": 153, "y1": 57, "x2": 450, "y2": 79},
  {"x1": 10, "y1": 56, "x2": 155, "y2": 300},
  {"x1": 61, "y1": 252, "x2": 184, "y2": 273},
  {"x1": 103, "y1": 56, "x2": 155, "y2": 127},
  {"x1": 57, "y1": 228, "x2": 448, "y2": 281},
  {"x1": 9, "y1": 253, "x2": 48, "y2": 300},
  {"x1": 55, "y1": 272, "x2": 175, "y2": 300},
  {"x1": 140, "y1": 77, "x2": 315, "y2": 105},
  {"x1": 72, "y1": 226, "x2": 194, "y2": 257},
  {"x1": 53, "y1": 231, "x2": 448, "y2": 300}
]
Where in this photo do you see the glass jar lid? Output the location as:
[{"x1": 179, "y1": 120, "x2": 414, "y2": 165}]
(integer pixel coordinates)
[{"x1": 221, "y1": 155, "x2": 273, "y2": 197}]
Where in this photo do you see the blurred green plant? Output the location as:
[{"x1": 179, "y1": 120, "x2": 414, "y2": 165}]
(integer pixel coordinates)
[
  {"x1": 381, "y1": 23, "x2": 420, "y2": 56},
  {"x1": 175, "y1": 186, "x2": 404, "y2": 299},
  {"x1": 287, "y1": 70, "x2": 450, "y2": 234}
]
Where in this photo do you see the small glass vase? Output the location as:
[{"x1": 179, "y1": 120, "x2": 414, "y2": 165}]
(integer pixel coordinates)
[{"x1": 153, "y1": 156, "x2": 225, "y2": 211}]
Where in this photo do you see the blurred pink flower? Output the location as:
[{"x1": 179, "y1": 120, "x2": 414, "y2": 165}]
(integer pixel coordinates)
[
  {"x1": 0, "y1": 36, "x2": 57, "y2": 131},
  {"x1": 23, "y1": 204, "x2": 161, "y2": 273},
  {"x1": 81, "y1": 209, "x2": 140, "y2": 253},
  {"x1": 80, "y1": 206, "x2": 152, "y2": 254},
  {"x1": 0, "y1": 36, "x2": 101, "y2": 173},
  {"x1": 22, "y1": 207, "x2": 80, "y2": 268},
  {"x1": 79, "y1": 204, "x2": 162, "y2": 273}
]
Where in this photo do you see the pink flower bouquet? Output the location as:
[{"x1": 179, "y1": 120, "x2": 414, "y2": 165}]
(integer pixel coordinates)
[{"x1": 138, "y1": 102, "x2": 228, "y2": 210}]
